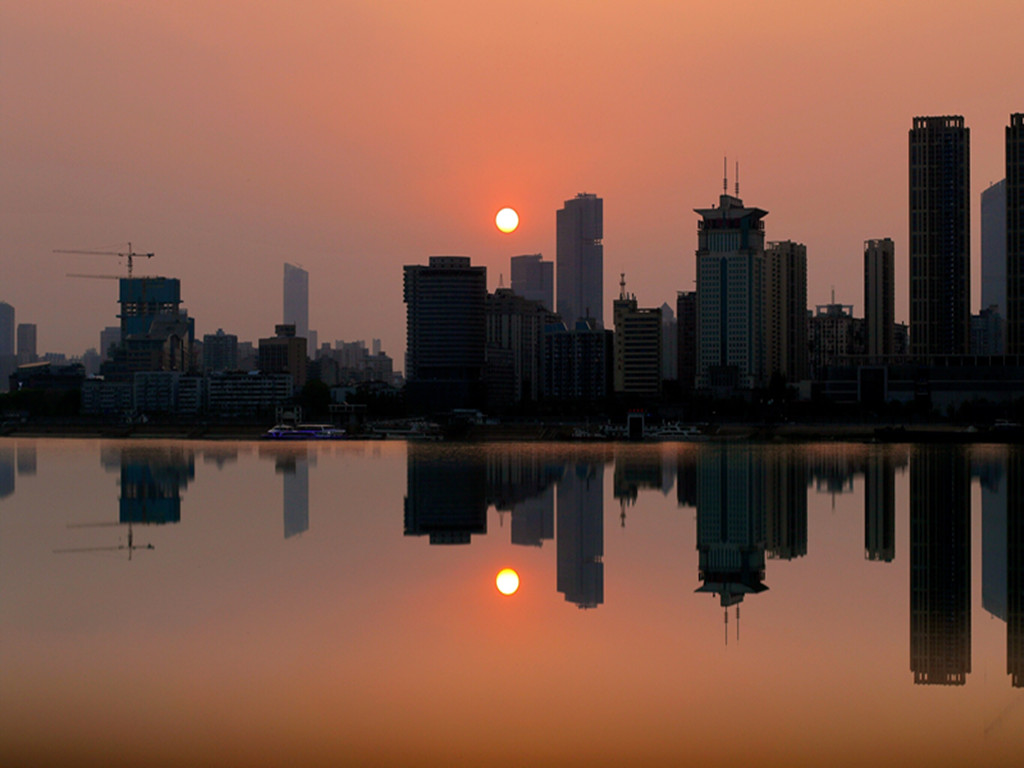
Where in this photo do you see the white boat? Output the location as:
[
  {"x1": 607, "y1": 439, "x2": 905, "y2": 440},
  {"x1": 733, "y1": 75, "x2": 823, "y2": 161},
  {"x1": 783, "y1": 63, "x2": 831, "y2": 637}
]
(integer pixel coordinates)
[
  {"x1": 651, "y1": 423, "x2": 706, "y2": 441},
  {"x1": 262, "y1": 423, "x2": 347, "y2": 440}
]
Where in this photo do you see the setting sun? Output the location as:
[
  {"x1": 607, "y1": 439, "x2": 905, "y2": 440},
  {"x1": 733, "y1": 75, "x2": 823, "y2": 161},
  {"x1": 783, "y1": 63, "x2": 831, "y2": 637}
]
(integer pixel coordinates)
[
  {"x1": 495, "y1": 568, "x2": 520, "y2": 595},
  {"x1": 495, "y1": 207, "x2": 519, "y2": 233}
]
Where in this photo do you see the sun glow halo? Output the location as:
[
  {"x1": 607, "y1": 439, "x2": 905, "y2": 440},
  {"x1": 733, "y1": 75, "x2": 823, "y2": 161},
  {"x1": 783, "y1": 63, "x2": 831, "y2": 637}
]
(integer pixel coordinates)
[
  {"x1": 495, "y1": 568, "x2": 520, "y2": 596},
  {"x1": 495, "y1": 207, "x2": 519, "y2": 233}
]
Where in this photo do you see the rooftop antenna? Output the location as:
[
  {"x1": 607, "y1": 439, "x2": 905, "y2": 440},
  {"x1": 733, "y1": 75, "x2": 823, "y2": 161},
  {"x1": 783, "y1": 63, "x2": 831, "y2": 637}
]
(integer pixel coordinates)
[
  {"x1": 619, "y1": 272, "x2": 627, "y2": 300},
  {"x1": 723, "y1": 156, "x2": 728, "y2": 195},
  {"x1": 831, "y1": 285, "x2": 836, "y2": 304},
  {"x1": 499, "y1": 272, "x2": 504, "y2": 288},
  {"x1": 735, "y1": 161, "x2": 740, "y2": 197}
]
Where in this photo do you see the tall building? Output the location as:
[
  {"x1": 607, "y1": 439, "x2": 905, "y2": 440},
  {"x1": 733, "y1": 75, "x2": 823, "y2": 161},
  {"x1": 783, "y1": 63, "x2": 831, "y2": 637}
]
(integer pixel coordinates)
[
  {"x1": 556, "y1": 193, "x2": 603, "y2": 328},
  {"x1": 557, "y1": 462, "x2": 604, "y2": 609},
  {"x1": 403, "y1": 256, "x2": 487, "y2": 410},
  {"x1": 16, "y1": 323, "x2": 37, "y2": 364},
  {"x1": 909, "y1": 116, "x2": 970, "y2": 357},
  {"x1": 612, "y1": 277, "x2": 662, "y2": 397},
  {"x1": 765, "y1": 240, "x2": 809, "y2": 382},
  {"x1": 542, "y1": 319, "x2": 612, "y2": 402},
  {"x1": 510, "y1": 254, "x2": 554, "y2": 311},
  {"x1": 981, "y1": 180, "x2": 1007, "y2": 318},
  {"x1": 0, "y1": 301, "x2": 14, "y2": 357},
  {"x1": 283, "y1": 263, "x2": 309, "y2": 340},
  {"x1": 694, "y1": 192, "x2": 767, "y2": 389},
  {"x1": 864, "y1": 238, "x2": 895, "y2": 358},
  {"x1": 485, "y1": 287, "x2": 553, "y2": 407},
  {"x1": 1007, "y1": 114, "x2": 1024, "y2": 355},
  {"x1": 676, "y1": 291, "x2": 696, "y2": 390}
]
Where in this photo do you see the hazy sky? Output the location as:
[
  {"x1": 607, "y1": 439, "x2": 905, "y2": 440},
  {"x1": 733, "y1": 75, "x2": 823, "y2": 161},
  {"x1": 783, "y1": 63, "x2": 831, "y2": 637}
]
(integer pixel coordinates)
[{"x1": 2, "y1": 1, "x2": 1021, "y2": 366}]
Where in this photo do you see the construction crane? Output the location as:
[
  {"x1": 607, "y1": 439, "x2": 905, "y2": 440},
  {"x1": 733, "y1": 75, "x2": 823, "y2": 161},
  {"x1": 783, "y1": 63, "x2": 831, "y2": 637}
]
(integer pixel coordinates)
[{"x1": 53, "y1": 241, "x2": 154, "y2": 278}]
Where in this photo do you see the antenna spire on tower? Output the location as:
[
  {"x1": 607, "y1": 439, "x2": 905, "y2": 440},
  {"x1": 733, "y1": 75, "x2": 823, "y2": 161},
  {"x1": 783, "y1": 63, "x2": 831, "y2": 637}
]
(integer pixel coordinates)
[
  {"x1": 735, "y1": 160, "x2": 740, "y2": 197},
  {"x1": 723, "y1": 156, "x2": 728, "y2": 195}
]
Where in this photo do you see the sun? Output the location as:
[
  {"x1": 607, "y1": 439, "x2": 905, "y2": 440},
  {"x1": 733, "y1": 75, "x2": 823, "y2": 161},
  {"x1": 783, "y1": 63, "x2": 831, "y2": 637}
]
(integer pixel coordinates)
[
  {"x1": 495, "y1": 207, "x2": 519, "y2": 233},
  {"x1": 495, "y1": 568, "x2": 520, "y2": 596}
]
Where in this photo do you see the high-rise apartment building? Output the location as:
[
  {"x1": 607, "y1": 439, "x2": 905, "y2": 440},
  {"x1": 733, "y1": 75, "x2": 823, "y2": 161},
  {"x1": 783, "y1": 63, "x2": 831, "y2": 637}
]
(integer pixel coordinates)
[
  {"x1": 283, "y1": 263, "x2": 309, "y2": 341},
  {"x1": 694, "y1": 193, "x2": 767, "y2": 389},
  {"x1": 403, "y1": 256, "x2": 487, "y2": 410},
  {"x1": 16, "y1": 323, "x2": 37, "y2": 364},
  {"x1": 676, "y1": 291, "x2": 696, "y2": 390},
  {"x1": 203, "y1": 329, "x2": 239, "y2": 372},
  {"x1": 765, "y1": 240, "x2": 809, "y2": 382},
  {"x1": 556, "y1": 193, "x2": 603, "y2": 328},
  {"x1": 864, "y1": 238, "x2": 895, "y2": 358},
  {"x1": 1006, "y1": 114, "x2": 1024, "y2": 355},
  {"x1": 258, "y1": 324, "x2": 307, "y2": 390},
  {"x1": 909, "y1": 116, "x2": 970, "y2": 356},
  {"x1": 510, "y1": 254, "x2": 554, "y2": 311}
]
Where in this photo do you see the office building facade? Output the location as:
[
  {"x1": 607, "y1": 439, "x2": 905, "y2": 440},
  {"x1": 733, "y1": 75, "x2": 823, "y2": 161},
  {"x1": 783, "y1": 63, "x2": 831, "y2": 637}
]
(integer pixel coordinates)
[
  {"x1": 909, "y1": 116, "x2": 970, "y2": 356},
  {"x1": 694, "y1": 193, "x2": 768, "y2": 389},
  {"x1": 982, "y1": 180, "x2": 1007, "y2": 320},
  {"x1": 765, "y1": 240, "x2": 809, "y2": 382},
  {"x1": 556, "y1": 193, "x2": 603, "y2": 328},
  {"x1": 612, "y1": 280, "x2": 662, "y2": 397}
]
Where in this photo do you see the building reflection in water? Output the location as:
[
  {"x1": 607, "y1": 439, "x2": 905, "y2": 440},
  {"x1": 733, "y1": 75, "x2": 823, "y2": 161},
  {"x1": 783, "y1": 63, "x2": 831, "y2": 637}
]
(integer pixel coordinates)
[
  {"x1": 557, "y1": 462, "x2": 604, "y2": 609},
  {"x1": 979, "y1": 455, "x2": 1008, "y2": 622},
  {"x1": 865, "y1": 452, "x2": 897, "y2": 562},
  {"x1": 695, "y1": 448, "x2": 768, "y2": 639},
  {"x1": 1009, "y1": 450, "x2": 1024, "y2": 687},
  {"x1": 765, "y1": 448, "x2": 807, "y2": 561},
  {"x1": 0, "y1": 444, "x2": 13, "y2": 500},
  {"x1": 910, "y1": 446, "x2": 970, "y2": 686},
  {"x1": 486, "y1": 451, "x2": 559, "y2": 547},
  {"x1": 614, "y1": 453, "x2": 664, "y2": 526},
  {"x1": 404, "y1": 447, "x2": 487, "y2": 544},
  {"x1": 119, "y1": 447, "x2": 195, "y2": 525}
]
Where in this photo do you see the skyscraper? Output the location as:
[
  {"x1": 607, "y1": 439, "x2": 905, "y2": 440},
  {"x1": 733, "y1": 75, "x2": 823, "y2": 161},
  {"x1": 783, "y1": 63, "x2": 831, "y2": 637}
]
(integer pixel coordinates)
[
  {"x1": 403, "y1": 256, "x2": 487, "y2": 410},
  {"x1": 16, "y1": 323, "x2": 37, "y2": 364},
  {"x1": 0, "y1": 301, "x2": 14, "y2": 357},
  {"x1": 981, "y1": 180, "x2": 1007, "y2": 318},
  {"x1": 556, "y1": 193, "x2": 603, "y2": 327},
  {"x1": 510, "y1": 253, "x2": 554, "y2": 311},
  {"x1": 909, "y1": 116, "x2": 970, "y2": 357},
  {"x1": 864, "y1": 238, "x2": 895, "y2": 358},
  {"x1": 283, "y1": 263, "x2": 309, "y2": 340},
  {"x1": 765, "y1": 240, "x2": 809, "y2": 382},
  {"x1": 1006, "y1": 114, "x2": 1024, "y2": 355},
  {"x1": 694, "y1": 192, "x2": 768, "y2": 389},
  {"x1": 612, "y1": 277, "x2": 662, "y2": 397}
]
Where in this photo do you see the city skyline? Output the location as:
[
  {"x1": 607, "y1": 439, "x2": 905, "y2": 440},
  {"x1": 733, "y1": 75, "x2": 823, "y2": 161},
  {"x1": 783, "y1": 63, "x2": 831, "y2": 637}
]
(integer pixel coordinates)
[{"x1": 2, "y1": 4, "x2": 1022, "y2": 364}]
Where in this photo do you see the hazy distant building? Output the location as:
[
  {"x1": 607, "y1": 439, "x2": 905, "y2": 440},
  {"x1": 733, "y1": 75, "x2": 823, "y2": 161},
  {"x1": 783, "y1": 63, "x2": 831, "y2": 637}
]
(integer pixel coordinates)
[
  {"x1": 695, "y1": 193, "x2": 768, "y2": 389},
  {"x1": 765, "y1": 240, "x2": 809, "y2": 382},
  {"x1": 1007, "y1": 114, "x2": 1024, "y2": 355},
  {"x1": 203, "y1": 329, "x2": 238, "y2": 372},
  {"x1": 16, "y1": 323, "x2": 37, "y2": 364},
  {"x1": 403, "y1": 256, "x2": 487, "y2": 411},
  {"x1": 100, "y1": 326, "x2": 121, "y2": 359},
  {"x1": 510, "y1": 254, "x2": 554, "y2": 311},
  {"x1": 283, "y1": 263, "x2": 309, "y2": 341},
  {"x1": 258, "y1": 324, "x2": 307, "y2": 390},
  {"x1": 660, "y1": 303, "x2": 677, "y2": 382},
  {"x1": 557, "y1": 193, "x2": 603, "y2": 328},
  {"x1": 909, "y1": 116, "x2": 970, "y2": 356},
  {"x1": 612, "y1": 278, "x2": 662, "y2": 397},
  {"x1": 910, "y1": 446, "x2": 971, "y2": 685},
  {"x1": 864, "y1": 238, "x2": 895, "y2": 358},
  {"x1": 971, "y1": 305, "x2": 1005, "y2": 356},
  {"x1": 982, "y1": 180, "x2": 1007, "y2": 319}
]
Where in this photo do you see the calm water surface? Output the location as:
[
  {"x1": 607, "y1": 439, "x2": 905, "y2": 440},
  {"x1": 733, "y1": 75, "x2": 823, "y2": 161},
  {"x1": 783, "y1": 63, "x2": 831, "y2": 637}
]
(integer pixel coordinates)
[{"x1": 1, "y1": 438, "x2": 1022, "y2": 767}]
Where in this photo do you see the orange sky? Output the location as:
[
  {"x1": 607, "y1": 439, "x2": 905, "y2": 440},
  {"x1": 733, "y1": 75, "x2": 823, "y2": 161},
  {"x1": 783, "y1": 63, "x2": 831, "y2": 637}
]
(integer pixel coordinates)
[{"x1": 2, "y1": 1, "x2": 1022, "y2": 363}]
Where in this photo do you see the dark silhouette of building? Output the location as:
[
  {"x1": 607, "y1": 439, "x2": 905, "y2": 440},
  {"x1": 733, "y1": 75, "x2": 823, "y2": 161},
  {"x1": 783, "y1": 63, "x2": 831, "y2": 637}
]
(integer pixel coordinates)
[
  {"x1": 765, "y1": 240, "x2": 809, "y2": 383},
  {"x1": 1008, "y1": 450, "x2": 1024, "y2": 687},
  {"x1": 203, "y1": 329, "x2": 238, "y2": 372},
  {"x1": 404, "y1": 256, "x2": 487, "y2": 412},
  {"x1": 612, "y1": 277, "x2": 662, "y2": 397},
  {"x1": 910, "y1": 446, "x2": 971, "y2": 685},
  {"x1": 557, "y1": 193, "x2": 603, "y2": 328},
  {"x1": 557, "y1": 462, "x2": 604, "y2": 608},
  {"x1": 864, "y1": 238, "x2": 895, "y2": 358},
  {"x1": 486, "y1": 451, "x2": 560, "y2": 547},
  {"x1": 909, "y1": 116, "x2": 970, "y2": 356},
  {"x1": 542, "y1": 319, "x2": 612, "y2": 402},
  {"x1": 485, "y1": 288, "x2": 554, "y2": 409},
  {"x1": 765, "y1": 449, "x2": 807, "y2": 560},
  {"x1": 1007, "y1": 114, "x2": 1024, "y2": 355},
  {"x1": 676, "y1": 291, "x2": 696, "y2": 391},
  {"x1": 119, "y1": 447, "x2": 194, "y2": 525}
]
